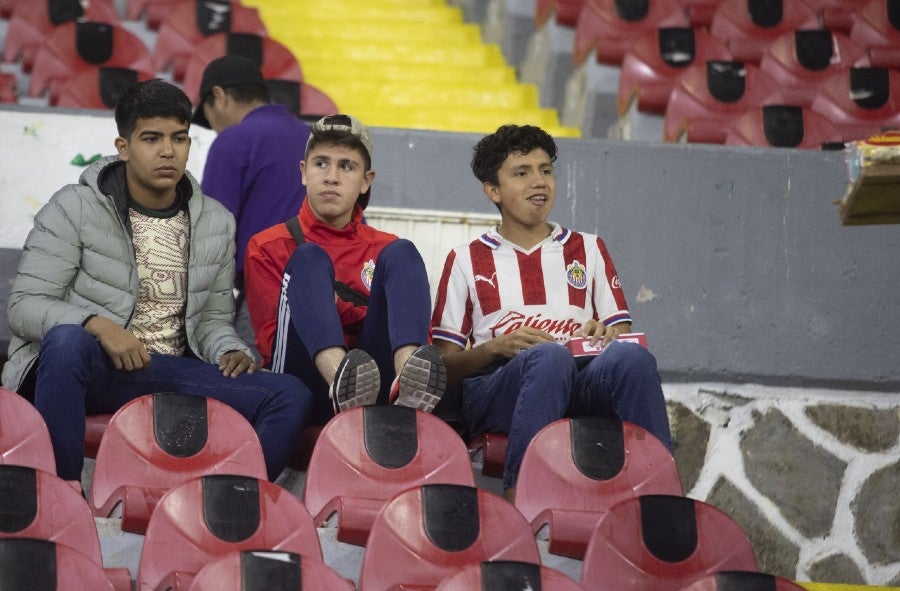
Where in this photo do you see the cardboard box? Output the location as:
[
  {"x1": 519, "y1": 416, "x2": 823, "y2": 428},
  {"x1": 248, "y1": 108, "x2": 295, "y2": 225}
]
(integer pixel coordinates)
[{"x1": 565, "y1": 332, "x2": 648, "y2": 357}]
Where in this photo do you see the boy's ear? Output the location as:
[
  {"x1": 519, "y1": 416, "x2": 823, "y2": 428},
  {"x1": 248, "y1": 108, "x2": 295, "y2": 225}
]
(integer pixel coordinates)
[
  {"x1": 114, "y1": 136, "x2": 128, "y2": 160},
  {"x1": 483, "y1": 181, "x2": 501, "y2": 205}
]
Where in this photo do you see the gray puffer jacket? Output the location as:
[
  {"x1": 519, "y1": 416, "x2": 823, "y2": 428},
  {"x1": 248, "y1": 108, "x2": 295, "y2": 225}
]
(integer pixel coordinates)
[{"x1": 2, "y1": 155, "x2": 251, "y2": 391}]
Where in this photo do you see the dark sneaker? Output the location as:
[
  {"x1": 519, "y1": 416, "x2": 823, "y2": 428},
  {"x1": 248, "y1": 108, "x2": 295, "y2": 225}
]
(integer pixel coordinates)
[
  {"x1": 330, "y1": 349, "x2": 380, "y2": 414},
  {"x1": 389, "y1": 344, "x2": 446, "y2": 413}
]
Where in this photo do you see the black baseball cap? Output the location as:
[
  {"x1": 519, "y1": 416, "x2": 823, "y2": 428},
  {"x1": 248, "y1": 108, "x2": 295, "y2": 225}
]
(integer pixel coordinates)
[{"x1": 191, "y1": 55, "x2": 265, "y2": 128}]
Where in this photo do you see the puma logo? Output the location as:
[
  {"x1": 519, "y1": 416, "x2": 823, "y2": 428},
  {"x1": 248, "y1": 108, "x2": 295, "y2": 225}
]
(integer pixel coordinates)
[{"x1": 474, "y1": 272, "x2": 497, "y2": 288}]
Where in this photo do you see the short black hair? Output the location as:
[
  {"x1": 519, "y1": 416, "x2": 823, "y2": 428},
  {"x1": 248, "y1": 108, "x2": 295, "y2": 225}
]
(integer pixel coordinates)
[
  {"x1": 114, "y1": 79, "x2": 193, "y2": 139},
  {"x1": 305, "y1": 129, "x2": 372, "y2": 172},
  {"x1": 201, "y1": 82, "x2": 270, "y2": 109},
  {"x1": 471, "y1": 124, "x2": 558, "y2": 186}
]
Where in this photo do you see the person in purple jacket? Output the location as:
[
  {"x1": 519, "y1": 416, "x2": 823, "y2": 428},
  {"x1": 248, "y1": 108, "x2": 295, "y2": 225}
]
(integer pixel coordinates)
[{"x1": 192, "y1": 55, "x2": 311, "y2": 356}]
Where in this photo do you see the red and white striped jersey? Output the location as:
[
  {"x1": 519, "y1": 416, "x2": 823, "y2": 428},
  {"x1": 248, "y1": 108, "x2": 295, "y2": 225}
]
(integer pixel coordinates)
[{"x1": 431, "y1": 224, "x2": 631, "y2": 349}]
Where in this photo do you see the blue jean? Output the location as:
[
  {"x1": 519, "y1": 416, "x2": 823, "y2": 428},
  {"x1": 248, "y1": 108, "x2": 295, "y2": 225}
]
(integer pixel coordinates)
[
  {"x1": 270, "y1": 239, "x2": 433, "y2": 425},
  {"x1": 34, "y1": 324, "x2": 313, "y2": 481},
  {"x1": 462, "y1": 341, "x2": 673, "y2": 489}
]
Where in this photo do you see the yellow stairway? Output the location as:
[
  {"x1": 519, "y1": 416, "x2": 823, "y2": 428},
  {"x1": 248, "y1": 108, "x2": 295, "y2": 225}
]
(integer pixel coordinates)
[{"x1": 242, "y1": 0, "x2": 579, "y2": 137}]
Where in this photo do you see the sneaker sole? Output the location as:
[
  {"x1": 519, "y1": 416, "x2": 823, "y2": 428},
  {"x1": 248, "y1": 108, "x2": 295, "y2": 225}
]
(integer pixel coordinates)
[
  {"x1": 394, "y1": 345, "x2": 447, "y2": 413},
  {"x1": 332, "y1": 350, "x2": 380, "y2": 414}
]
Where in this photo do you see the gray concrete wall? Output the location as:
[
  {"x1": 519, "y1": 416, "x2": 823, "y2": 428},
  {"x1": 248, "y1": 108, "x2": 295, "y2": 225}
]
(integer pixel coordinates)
[{"x1": 369, "y1": 128, "x2": 900, "y2": 390}]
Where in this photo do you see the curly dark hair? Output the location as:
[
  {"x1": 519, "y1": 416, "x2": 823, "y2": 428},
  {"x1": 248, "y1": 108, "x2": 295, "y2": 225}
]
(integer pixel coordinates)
[
  {"x1": 471, "y1": 124, "x2": 558, "y2": 186},
  {"x1": 114, "y1": 79, "x2": 193, "y2": 139}
]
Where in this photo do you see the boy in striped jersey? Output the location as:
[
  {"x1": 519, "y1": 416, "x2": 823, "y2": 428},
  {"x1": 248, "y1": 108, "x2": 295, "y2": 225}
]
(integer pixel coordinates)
[{"x1": 431, "y1": 124, "x2": 672, "y2": 500}]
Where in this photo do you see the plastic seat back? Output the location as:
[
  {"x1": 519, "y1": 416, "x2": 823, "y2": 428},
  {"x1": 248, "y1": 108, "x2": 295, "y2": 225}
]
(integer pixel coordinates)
[
  {"x1": 850, "y1": 0, "x2": 900, "y2": 68},
  {"x1": 724, "y1": 103, "x2": 844, "y2": 148},
  {"x1": 181, "y1": 32, "x2": 303, "y2": 103},
  {"x1": 0, "y1": 72, "x2": 16, "y2": 104},
  {"x1": 152, "y1": 0, "x2": 267, "y2": 81},
  {"x1": 56, "y1": 66, "x2": 157, "y2": 110},
  {"x1": 359, "y1": 484, "x2": 540, "y2": 591},
  {"x1": 89, "y1": 393, "x2": 267, "y2": 535},
  {"x1": 573, "y1": 0, "x2": 689, "y2": 66},
  {"x1": 759, "y1": 29, "x2": 866, "y2": 106},
  {"x1": 536, "y1": 0, "x2": 587, "y2": 27},
  {"x1": 679, "y1": 570, "x2": 808, "y2": 591},
  {"x1": 676, "y1": 0, "x2": 725, "y2": 26},
  {"x1": 811, "y1": 66, "x2": 900, "y2": 142},
  {"x1": 0, "y1": 538, "x2": 115, "y2": 590},
  {"x1": 0, "y1": 387, "x2": 55, "y2": 474},
  {"x1": 618, "y1": 25, "x2": 732, "y2": 115},
  {"x1": 800, "y1": 0, "x2": 869, "y2": 32},
  {"x1": 263, "y1": 79, "x2": 340, "y2": 119},
  {"x1": 28, "y1": 21, "x2": 152, "y2": 102},
  {"x1": 435, "y1": 560, "x2": 585, "y2": 591},
  {"x1": 515, "y1": 417, "x2": 684, "y2": 559},
  {"x1": 581, "y1": 494, "x2": 759, "y2": 591},
  {"x1": 138, "y1": 474, "x2": 323, "y2": 591},
  {"x1": 303, "y1": 405, "x2": 474, "y2": 546},
  {"x1": 187, "y1": 550, "x2": 354, "y2": 591},
  {"x1": 709, "y1": 0, "x2": 819, "y2": 63},
  {"x1": 664, "y1": 59, "x2": 784, "y2": 142}
]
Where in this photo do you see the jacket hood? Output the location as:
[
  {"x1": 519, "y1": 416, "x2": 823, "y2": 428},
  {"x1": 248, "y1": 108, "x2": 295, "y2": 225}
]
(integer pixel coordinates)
[{"x1": 80, "y1": 155, "x2": 200, "y2": 206}]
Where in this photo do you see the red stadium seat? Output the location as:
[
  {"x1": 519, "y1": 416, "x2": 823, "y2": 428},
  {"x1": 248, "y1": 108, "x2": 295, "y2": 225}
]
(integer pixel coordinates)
[
  {"x1": 724, "y1": 103, "x2": 844, "y2": 148},
  {"x1": 435, "y1": 560, "x2": 584, "y2": 591},
  {"x1": 0, "y1": 387, "x2": 56, "y2": 475},
  {"x1": 676, "y1": 0, "x2": 725, "y2": 26},
  {"x1": 536, "y1": 0, "x2": 587, "y2": 27},
  {"x1": 0, "y1": 465, "x2": 132, "y2": 590},
  {"x1": 468, "y1": 431, "x2": 509, "y2": 479},
  {"x1": 138, "y1": 474, "x2": 323, "y2": 591},
  {"x1": 800, "y1": 0, "x2": 870, "y2": 32},
  {"x1": 759, "y1": 29, "x2": 867, "y2": 106},
  {"x1": 709, "y1": 0, "x2": 819, "y2": 64},
  {"x1": 573, "y1": 0, "x2": 690, "y2": 66},
  {"x1": 152, "y1": 0, "x2": 267, "y2": 82},
  {"x1": 0, "y1": 538, "x2": 116, "y2": 590},
  {"x1": 2, "y1": 0, "x2": 119, "y2": 71},
  {"x1": 89, "y1": 393, "x2": 267, "y2": 535},
  {"x1": 358, "y1": 484, "x2": 540, "y2": 591},
  {"x1": 664, "y1": 60, "x2": 784, "y2": 143},
  {"x1": 180, "y1": 32, "x2": 303, "y2": 104},
  {"x1": 581, "y1": 494, "x2": 759, "y2": 591},
  {"x1": 0, "y1": 73, "x2": 16, "y2": 104},
  {"x1": 618, "y1": 26, "x2": 732, "y2": 116},
  {"x1": 186, "y1": 550, "x2": 354, "y2": 591},
  {"x1": 515, "y1": 417, "x2": 684, "y2": 559},
  {"x1": 678, "y1": 571, "x2": 809, "y2": 591},
  {"x1": 302, "y1": 405, "x2": 474, "y2": 546},
  {"x1": 811, "y1": 66, "x2": 900, "y2": 142},
  {"x1": 0, "y1": 0, "x2": 20, "y2": 18},
  {"x1": 264, "y1": 79, "x2": 340, "y2": 120},
  {"x1": 125, "y1": 0, "x2": 178, "y2": 23},
  {"x1": 56, "y1": 67, "x2": 157, "y2": 110},
  {"x1": 850, "y1": 0, "x2": 900, "y2": 68},
  {"x1": 28, "y1": 21, "x2": 152, "y2": 103}
]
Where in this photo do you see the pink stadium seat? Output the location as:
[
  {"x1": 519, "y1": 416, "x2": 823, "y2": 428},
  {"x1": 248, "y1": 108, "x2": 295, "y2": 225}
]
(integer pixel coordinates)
[
  {"x1": 800, "y1": 0, "x2": 870, "y2": 32},
  {"x1": 709, "y1": 0, "x2": 819, "y2": 64},
  {"x1": 468, "y1": 431, "x2": 508, "y2": 479},
  {"x1": 0, "y1": 387, "x2": 56, "y2": 474},
  {"x1": 435, "y1": 560, "x2": 584, "y2": 591},
  {"x1": 138, "y1": 474, "x2": 323, "y2": 591},
  {"x1": 850, "y1": 0, "x2": 900, "y2": 68},
  {"x1": 0, "y1": 0, "x2": 20, "y2": 18},
  {"x1": 152, "y1": 0, "x2": 267, "y2": 82},
  {"x1": 581, "y1": 494, "x2": 759, "y2": 591},
  {"x1": 89, "y1": 393, "x2": 267, "y2": 535},
  {"x1": 758, "y1": 29, "x2": 867, "y2": 106},
  {"x1": 678, "y1": 571, "x2": 809, "y2": 591},
  {"x1": 56, "y1": 66, "x2": 157, "y2": 110},
  {"x1": 536, "y1": 0, "x2": 587, "y2": 27},
  {"x1": 811, "y1": 66, "x2": 900, "y2": 142},
  {"x1": 264, "y1": 79, "x2": 340, "y2": 120},
  {"x1": 573, "y1": 0, "x2": 690, "y2": 66},
  {"x1": 0, "y1": 538, "x2": 116, "y2": 590},
  {"x1": 0, "y1": 465, "x2": 132, "y2": 590},
  {"x1": 515, "y1": 417, "x2": 684, "y2": 559},
  {"x1": 84, "y1": 413, "x2": 113, "y2": 459},
  {"x1": 724, "y1": 103, "x2": 844, "y2": 148},
  {"x1": 358, "y1": 484, "x2": 540, "y2": 591},
  {"x1": 676, "y1": 0, "x2": 725, "y2": 26},
  {"x1": 617, "y1": 26, "x2": 732, "y2": 116},
  {"x1": 180, "y1": 32, "x2": 303, "y2": 104},
  {"x1": 186, "y1": 550, "x2": 354, "y2": 591},
  {"x1": 2, "y1": 0, "x2": 119, "y2": 71},
  {"x1": 664, "y1": 60, "x2": 785, "y2": 143},
  {"x1": 28, "y1": 21, "x2": 152, "y2": 103},
  {"x1": 302, "y1": 405, "x2": 474, "y2": 546},
  {"x1": 0, "y1": 73, "x2": 16, "y2": 104}
]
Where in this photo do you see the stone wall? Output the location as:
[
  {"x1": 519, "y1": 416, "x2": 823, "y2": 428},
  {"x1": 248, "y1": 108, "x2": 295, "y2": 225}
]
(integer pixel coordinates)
[{"x1": 666, "y1": 383, "x2": 899, "y2": 586}]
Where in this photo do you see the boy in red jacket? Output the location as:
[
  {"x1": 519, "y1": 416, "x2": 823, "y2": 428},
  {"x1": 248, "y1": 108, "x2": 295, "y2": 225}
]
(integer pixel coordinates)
[{"x1": 245, "y1": 115, "x2": 444, "y2": 424}]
